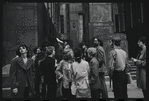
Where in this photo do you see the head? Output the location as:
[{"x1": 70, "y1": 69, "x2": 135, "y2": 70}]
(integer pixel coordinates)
[
  {"x1": 109, "y1": 36, "x2": 115, "y2": 48},
  {"x1": 41, "y1": 41, "x2": 51, "y2": 52},
  {"x1": 64, "y1": 41, "x2": 68, "y2": 46},
  {"x1": 17, "y1": 44, "x2": 29, "y2": 57},
  {"x1": 73, "y1": 47, "x2": 82, "y2": 63},
  {"x1": 46, "y1": 46, "x2": 55, "y2": 56},
  {"x1": 94, "y1": 37, "x2": 103, "y2": 47},
  {"x1": 63, "y1": 53, "x2": 72, "y2": 62},
  {"x1": 113, "y1": 36, "x2": 121, "y2": 47},
  {"x1": 137, "y1": 36, "x2": 146, "y2": 48},
  {"x1": 82, "y1": 42, "x2": 87, "y2": 49},
  {"x1": 33, "y1": 47, "x2": 41, "y2": 54},
  {"x1": 87, "y1": 47, "x2": 97, "y2": 58},
  {"x1": 65, "y1": 44, "x2": 70, "y2": 49}
]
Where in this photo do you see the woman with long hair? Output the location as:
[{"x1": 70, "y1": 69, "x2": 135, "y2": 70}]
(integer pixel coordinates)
[{"x1": 10, "y1": 44, "x2": 35, "y2": 98}]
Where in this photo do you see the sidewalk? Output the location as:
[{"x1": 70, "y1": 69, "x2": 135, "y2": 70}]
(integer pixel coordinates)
[{"x1": 106, "y1": 79, "x2": 144, "y2": 98}]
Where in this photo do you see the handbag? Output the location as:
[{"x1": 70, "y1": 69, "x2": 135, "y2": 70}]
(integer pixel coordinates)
[
  {"x1": 71, "y1": 81, "x2": 77, "y2": 95},
  {"x1": 76, "y1": 79, "x2": 91, "y2": 98}
]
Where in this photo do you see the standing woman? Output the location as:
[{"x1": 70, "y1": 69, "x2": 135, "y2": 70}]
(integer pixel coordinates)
[
  {"x1": 10, "y1": 45, "x2": 35, "y2": 98},
  {"x1": 72, "y1": 48, "x2": 91, "y2": 98},
  {"x1": 132, "y1": 36, "x2": 146, "y2": 98},
  {"x1": 55, "y1": 49, "x2": 73, "y2": 99},
  {"x1": 87, "y1": 47, "x2": 102, "y2": 98}
]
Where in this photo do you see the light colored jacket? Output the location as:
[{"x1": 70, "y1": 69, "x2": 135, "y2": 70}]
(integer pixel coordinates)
[
  {"x1": 55, "y1": 60, "x2": 72, "y2": 89},
  {"x1": 72, "y1": 59, "x2": 90, "y2": 89}
]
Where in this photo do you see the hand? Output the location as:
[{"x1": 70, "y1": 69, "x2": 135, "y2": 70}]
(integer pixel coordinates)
[
  {"x1": 59, "y1": 75, "x2": 64, "y2": 80},
  {"x1": 136, "y1": 60, "x2": 142, "y2": 65},
  {"x1": 131, "y1": 57, "x2": 137, "y2": 62},
  {"x1": 13, "y1": 88, "x2": 18, "y2": 94}
]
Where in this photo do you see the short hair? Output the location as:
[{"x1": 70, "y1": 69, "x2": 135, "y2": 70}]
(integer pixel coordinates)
[
  {"x1": 87, "y1": 47, "x2": 96, "y2": 57},
  {"x1": 46, "y1": 46, "x2": 55, "y2": 55},
  {"x1": 113, "y1": 36, "x2": 121, "y2": 46},
  {"x1": 139, "y1": 36, "x2": 146, "y2": 44},
  {"x1": 63, "y1": 53, "x2": 72, "y2": 61},
  {"x1": 17, "y1": 44, "x2": 29, "y2": 57}
]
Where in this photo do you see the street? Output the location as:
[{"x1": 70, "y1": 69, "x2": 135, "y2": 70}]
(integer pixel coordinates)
[
  {"x1": 105, "y1": 79, "x2": 144, "y2": 98},
  {"x1": 2, "y1": 77, "x2": 144, "y2": 98}
]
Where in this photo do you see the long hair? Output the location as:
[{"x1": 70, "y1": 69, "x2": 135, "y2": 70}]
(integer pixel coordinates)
[{"x1": 73, "y1": 47, "x2": 82, "y2": 63}]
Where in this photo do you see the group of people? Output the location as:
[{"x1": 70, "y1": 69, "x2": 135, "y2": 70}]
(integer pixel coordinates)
[{"x1": 9, "y1": 36, "x2": 146, "y2": 99}]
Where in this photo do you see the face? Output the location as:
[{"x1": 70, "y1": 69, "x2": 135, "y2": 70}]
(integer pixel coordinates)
[
  {"x1": 94, "y1": 38, "x2": 99, "y2": 46},
  {"x1": 87, "y1": 52, "x2": 91, "y2": 58},
  {"x1": 37, "y1": 48, "x2": 41, "y2": 54},
  {"x1": 82, "y1": 45, "x2": 86, "y2": 49},
  {"x1": 137, "y1": 40, "x2": 144, "y2": 47},
  {"x1": 19, "y1": 46, "x2": 28, "y2": 54},
  {"x1": 53, "y1": 50, "x2": 55, "y2": 56}
]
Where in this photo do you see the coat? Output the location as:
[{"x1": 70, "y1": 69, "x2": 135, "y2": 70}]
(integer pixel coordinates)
[
  {"x1": 89, "y1": 57, "x2": 102, "y2": 90},
  {"x1": 10, "y1": 57, "x2": 35, "y2": 98},
  {"x1": 136, "y1": 46, "x2": 146, "y2": 90},
  {"x1": 95, "y1": 46, "x2": 107, "y2": 73},
  {"x1": 40, "y1": 56, "x2": 57, "y2": 86},
  {"x1": 72, "y1": 59, "x2": 91, "y2": 98},
  {"x1": 55, "y1": 60, "x2": 72, "y2": 89}
]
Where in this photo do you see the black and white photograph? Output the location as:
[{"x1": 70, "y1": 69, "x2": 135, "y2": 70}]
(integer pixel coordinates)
[{"x1": 2, "y1": 2, "x2": 146, "y2": 100}]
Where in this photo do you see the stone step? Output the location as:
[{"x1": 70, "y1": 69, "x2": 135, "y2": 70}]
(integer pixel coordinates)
[
  {"x1": 130, "y1": 65, "x2": 137, "y2": 68},
  {"x1": 130, "y1": 71, "x2": 136, "y2": 75}
]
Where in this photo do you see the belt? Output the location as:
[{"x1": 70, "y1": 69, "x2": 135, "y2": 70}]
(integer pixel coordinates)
[{"x1": 114, "y1": 69, "x2": 125, "y2": 72}]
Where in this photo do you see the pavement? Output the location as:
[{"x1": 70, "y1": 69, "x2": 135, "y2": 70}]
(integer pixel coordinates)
[
  {"x1": 105, "y1": 78, "x2": 144, "y2": 98},
  {"x1": 2, "y1": 76, "x2": 144, "y2": 98}
]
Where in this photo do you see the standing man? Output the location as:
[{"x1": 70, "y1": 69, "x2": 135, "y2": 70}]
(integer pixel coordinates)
[
  {"x1": 40, "y1": 46, "x2": 57, "y2": 98},
  {"x1": 109, "y1": 36, "x2": 128, "y2": 99},
  {"x1": 93, "y1": 37, "x2": 108, "y2": 98}
]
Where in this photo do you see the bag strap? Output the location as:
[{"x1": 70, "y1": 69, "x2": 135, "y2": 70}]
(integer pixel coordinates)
[
  {"x1": 71, "y1": 64, "x2": 77, "y2": 85},
  {"x1": 84, "y1": 78, "x2": 90, "y2": 89}
]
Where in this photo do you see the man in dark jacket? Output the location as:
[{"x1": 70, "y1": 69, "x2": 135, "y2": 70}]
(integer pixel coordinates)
[{"x1": 40, "y1": 46, "x2": 57, "y2": 98}]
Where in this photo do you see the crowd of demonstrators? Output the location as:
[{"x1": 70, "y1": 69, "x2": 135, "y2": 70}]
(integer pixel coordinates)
[
  {"x1": 131, "y1": 36, "x2": 146, "y2": 98},
  {"x1": 9, "y1": 36, "x2": 145, "y2": 99}
]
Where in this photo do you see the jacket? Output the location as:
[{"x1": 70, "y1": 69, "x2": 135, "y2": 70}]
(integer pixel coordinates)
[{"x1": 10, "y1": 57, "x2": 35, "y2": 98}]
